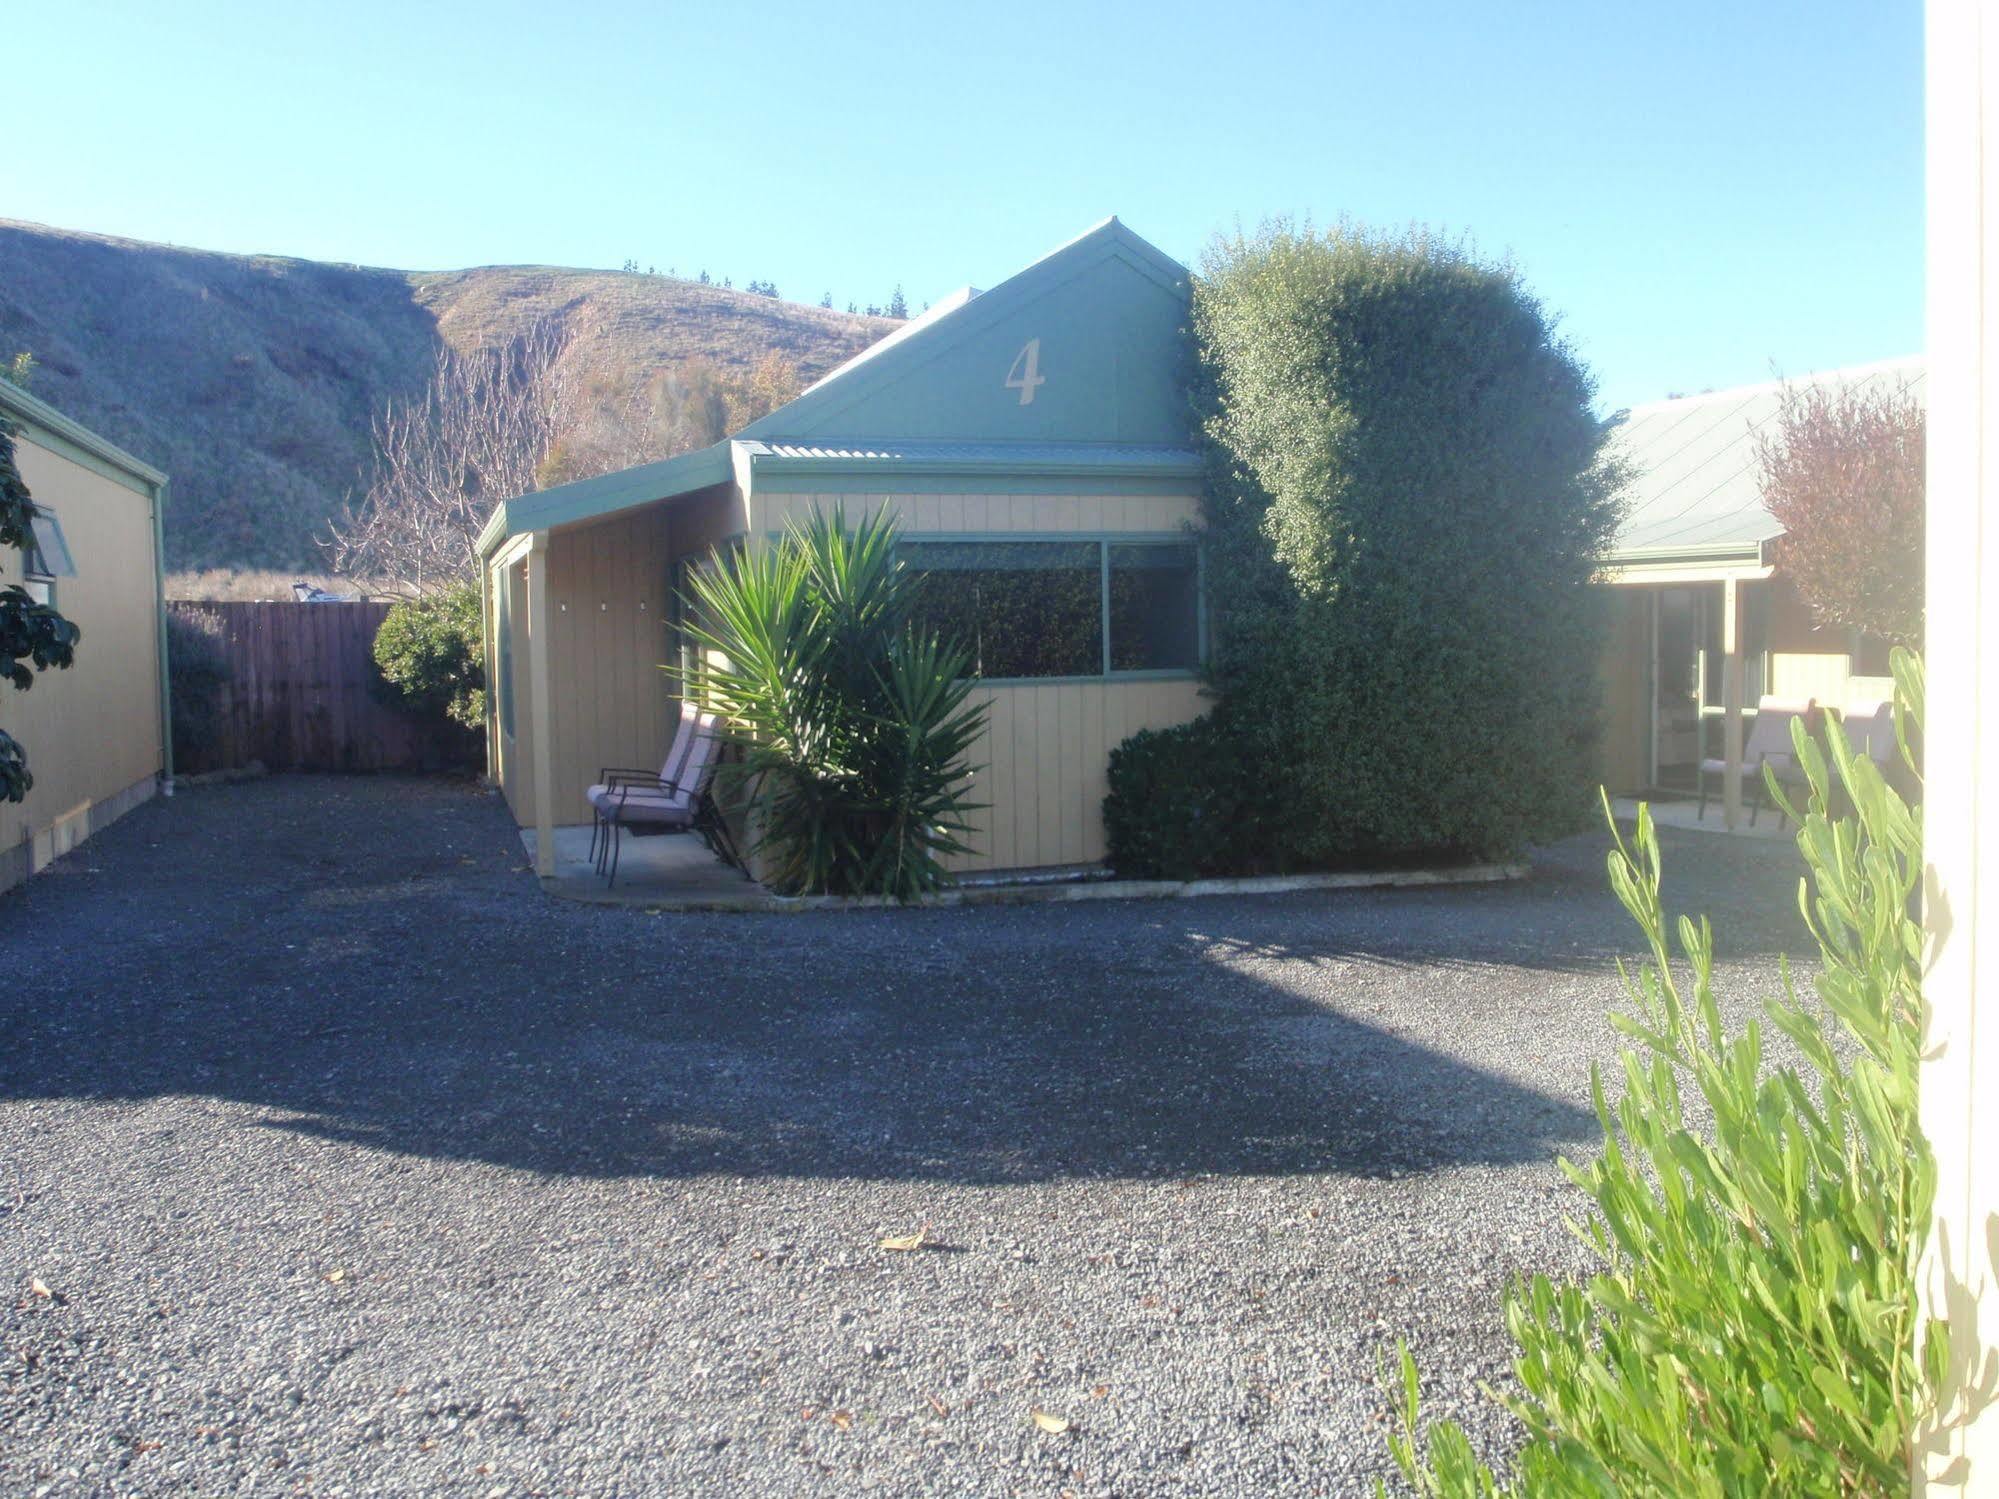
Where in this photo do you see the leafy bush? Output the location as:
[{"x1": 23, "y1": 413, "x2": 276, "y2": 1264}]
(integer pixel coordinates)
[
  {"x1": 684, "y1": 507, "x2": 987, "y2": 900},
  {"x1": 1756, "y1": 377, "x2": 1925, "y2": 647},
  {"x1": 1147, "y1": 222, "x2": 1624, "y2": 873},
  {"x1": 1385, "y1": 649, "x2": 1942, "y2": 1495},
  {"x1": 0, "y1": 418, "x2": 80, "y2": 802},
  {"x1": 165, "y1": 606, "x2": 232, "y2": 767},
  {"x1": 1103, "y1": 715, "x2": 1262, "y2": 880},
  {"x1": 372, "y1": 584, "x2": 485, "y2": 730}
]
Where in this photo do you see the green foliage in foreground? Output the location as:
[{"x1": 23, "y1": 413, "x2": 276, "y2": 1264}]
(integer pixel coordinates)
[
  {"x1": 1384, "y1": 649, "x2": 1940, "y2": 1496},
  {"x1": 0, "y1": 418, "x2": 81, "y2": 803},
  {"x1": 684, "y1": 508, "x2": 988, "y2": 901},
  {"x1": 372, "y1": 583, "x2": 485, "y2": 731}
]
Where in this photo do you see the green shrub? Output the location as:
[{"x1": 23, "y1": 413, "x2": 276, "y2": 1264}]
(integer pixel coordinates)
[
  {"x1": 1148, "y1": 222, "x2": 1624, "y2": 873},
  {"x1": 166, "y1": 606, "x2": 232, "y2": 767},
  {"x1": 372, "y1": 584, "x2": 485, "y2": 730},
  {"x1": 685, "y1": 507, "x2": 988, "y2": 900},
  {"x1": 1103, "y1": 715, "x2": 1261, "y2": 880},
  {"x1": 1384, "y1": 649, "x2": 1942, "y2": 1496}
]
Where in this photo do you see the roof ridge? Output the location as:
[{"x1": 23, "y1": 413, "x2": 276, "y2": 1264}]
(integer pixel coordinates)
[{"x1": 1621, "y1": 355, "x2": 1924, "y2": 416}]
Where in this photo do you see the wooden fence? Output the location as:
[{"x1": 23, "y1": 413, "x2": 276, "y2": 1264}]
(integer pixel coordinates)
[{"x1": 169, "y1": 601, "x2": 473, "y2": 775}]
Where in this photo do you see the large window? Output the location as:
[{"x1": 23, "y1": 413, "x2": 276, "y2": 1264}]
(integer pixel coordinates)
[
  {"x1": 1109, "y1": 542, "x2": 1201, "y2": 671},
  {"x1": 901, "y1": 537, "x2": 1200, "y2": 680}
]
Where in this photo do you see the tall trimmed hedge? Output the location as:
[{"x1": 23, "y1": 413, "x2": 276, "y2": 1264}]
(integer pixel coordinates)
[{"x1": 1107, "y1": 223, "x2": 1623, "y2": 875}]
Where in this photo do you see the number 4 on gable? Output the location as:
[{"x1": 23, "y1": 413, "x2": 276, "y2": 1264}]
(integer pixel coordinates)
[{"x1": 1005, "y1": 339, "x2": 1046, "y2": 406}]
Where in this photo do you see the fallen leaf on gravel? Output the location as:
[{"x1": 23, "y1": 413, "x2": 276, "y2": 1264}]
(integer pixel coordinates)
[
  {"x1": 323, "y1": 1268, "x2": 346, "y2": 1285},
  {"x1": 829, "y1": 1410, "x2": 853, "y2": 1431},
  {"x1": 1031, "y1": 1408, "x2": 1071, "y2": 1434},
  {"x1": 28, "y1": 1278, "x2": 52, "y2": 1299},
  {"x1": 878, "y1": 1226, "x2": 931, "y2": 1252},
  {"x1": 1091, "y1": 1385, "x2": 1110, "y2": 1400},
  {"x1": 927, "y1": 1395, "x2": 950, "y2": 1417}
]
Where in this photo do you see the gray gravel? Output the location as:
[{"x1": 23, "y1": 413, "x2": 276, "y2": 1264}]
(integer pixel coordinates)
[{"x1": 1, "y1": 775, "x2": 1809, "y2": 1496}]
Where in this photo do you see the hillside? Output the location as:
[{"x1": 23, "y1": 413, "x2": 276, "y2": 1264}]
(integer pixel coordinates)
[{"x1": 0, "y1": 219, "x2": 895, "y2": 569}]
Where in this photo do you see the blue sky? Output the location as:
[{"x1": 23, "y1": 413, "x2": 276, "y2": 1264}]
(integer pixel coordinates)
[{"x1": 9, "y1": 1, "x2": 1921, "y2": 413}]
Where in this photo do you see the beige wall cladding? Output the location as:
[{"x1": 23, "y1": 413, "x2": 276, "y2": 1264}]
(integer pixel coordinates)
[
  {"x1": 754, "y1": 490, "x2": 1203, "y2": 536},
  {"x1": 950, "y1": 676, "x2": 1207, "y2": 873},
  {"x1": 0, "y1": 436, "x2": 164, "y2": 890},
  {"x1": 489, "y1": 482, "x2": 1209, "y2": 872}
]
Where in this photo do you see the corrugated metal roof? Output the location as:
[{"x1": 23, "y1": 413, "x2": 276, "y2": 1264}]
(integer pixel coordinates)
[
  {"x1": 1607, "y1": 356, "x2": 1923, "y2": 562},
  {"x1": 746, "y1": 439, "x2": 1200, "y2": 471}
]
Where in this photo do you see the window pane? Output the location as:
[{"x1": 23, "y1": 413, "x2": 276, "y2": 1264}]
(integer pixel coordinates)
[
  {"x1": 1108, "y1": 543, "x2": 1199, "y2": 671},
  {"x1": 28, "y1": 509, "x2": 76, "y2": 578},
  {"x1": 902, "y1": 540, "x2": 1102, "y2": 679}
]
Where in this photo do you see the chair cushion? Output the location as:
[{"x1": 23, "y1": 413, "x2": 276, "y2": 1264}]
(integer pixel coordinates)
[{"x1": 587, "y1": 783, "x2": 695, "y2": 822}]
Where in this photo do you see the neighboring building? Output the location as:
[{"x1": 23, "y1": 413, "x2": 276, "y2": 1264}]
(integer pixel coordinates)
[
  {"x1": 479, "y1": 219, "x2": 1207, "y2": 879},
  {"x1": 0, "y1": 381, "x2": 171, "y2": 893},
  {"x1": 1595, "y1": 358, "x2": 1921, "y2": 819}
]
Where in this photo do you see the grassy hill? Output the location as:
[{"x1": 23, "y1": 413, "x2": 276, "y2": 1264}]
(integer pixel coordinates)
[{"x1": 0, "y1": 219, "x2": 895, "y2": 569}]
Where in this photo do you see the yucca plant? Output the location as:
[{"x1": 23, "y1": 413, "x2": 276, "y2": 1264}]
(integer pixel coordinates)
[
  {"x1": 681, "y1": 507, "x2": 988, "y2": 900},
  {"x1": 1383, "y1": 648, "x2": 1943, "y2": 1496}
]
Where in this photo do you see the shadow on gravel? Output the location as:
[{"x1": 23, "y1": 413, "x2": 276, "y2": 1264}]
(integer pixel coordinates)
[{"x1": 0, "y1": 777, "x2": 1808, "y2": 1187}]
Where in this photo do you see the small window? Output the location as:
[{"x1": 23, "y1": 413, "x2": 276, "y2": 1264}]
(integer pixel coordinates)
[
  {"x1": 1109, "y1": 542, "x2": 1200, "y2": 671},
  {"x1": 903, "y1": 540, "x2": 1103, "y2": 679},
  {"x1": 19, "y1": 506, "x2": 73, "y2": 607}
]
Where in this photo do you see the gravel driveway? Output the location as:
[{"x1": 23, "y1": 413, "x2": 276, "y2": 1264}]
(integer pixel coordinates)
[{"x1": 1, "y1": 776, "x2": 1808, "y2": 1496}]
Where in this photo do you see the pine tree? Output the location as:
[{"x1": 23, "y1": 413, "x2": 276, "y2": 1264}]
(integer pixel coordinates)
[{"x1": 886, "y1": 284, "x2": 908, "y2": 319}]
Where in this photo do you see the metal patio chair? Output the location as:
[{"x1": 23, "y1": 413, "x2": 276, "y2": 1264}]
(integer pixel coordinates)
[
  {"x1": 585, "y1": 701, "x2": 727, "y2": 887},
  {"x1": 1698, "y1": 696, "x2": 1809, "y2": 826}
]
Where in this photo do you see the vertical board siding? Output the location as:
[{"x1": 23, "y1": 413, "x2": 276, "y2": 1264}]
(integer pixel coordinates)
[
  {"x1": 755, "y1": 490, "x2": 1208, "y2": 872},
  {"x1": 168, "y1": 601, "x2": 469, "y2": 775},
  {"x1": 945, "y1": 676, "x2": 1206, "y2": 873},
  {"x1": 494, "y1": 486, "x2": 1208, "y2": 866},
  {"x1": 540, "y1": 506, "x2": 679, "y2": 825}
]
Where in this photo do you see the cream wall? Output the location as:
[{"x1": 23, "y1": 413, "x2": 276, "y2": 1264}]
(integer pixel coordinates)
[
  {"x1": 955, "y1": 677, "x2": 1206, "y2": 871},
  {"x1": 492, "y1": 482, "x2": 1209, "y2": 872},
  {"x1": 763, "y1": 488, "x2": 1207, "y2": 872},
  {"x1": 755, "y1": 489, "x2": 1202, "y2": 535},
  {"x1": 1916, "y1": 2, "x2": 1998, "y2": 1482},
  {"x1": 492, "y1": 483, "x2": 744, "y2": 829},
  {"x1": 1, "y1": 436, "x2": 164, "y2": 890}
]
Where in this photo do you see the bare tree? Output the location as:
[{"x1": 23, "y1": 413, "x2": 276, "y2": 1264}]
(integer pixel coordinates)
[
  {"x1": 327, "y1": 321, "x2": 809, "y2": 596},
  {"x1": 323, "y1": 320, "x2": 569, "y2": 596}
]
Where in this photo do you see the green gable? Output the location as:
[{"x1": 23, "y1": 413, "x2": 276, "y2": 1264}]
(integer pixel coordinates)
[
  {"x1": 476, "y1": 219, "x2": 1199, "y2": 557},
  {"x1": 738, "y1": 218, "x2": 1194, "y2": 449}
]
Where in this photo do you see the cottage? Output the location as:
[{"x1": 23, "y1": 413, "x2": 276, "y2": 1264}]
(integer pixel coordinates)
[
  {"x1": 0, "y1": 381, "x2": 171, "y2": 893},
  {"x1": 1595, "y1": 357, "x2": 1921, "y2": 824},
  {"x1": 477, "y1": 219, "x2": 1208, "y2": 880}
]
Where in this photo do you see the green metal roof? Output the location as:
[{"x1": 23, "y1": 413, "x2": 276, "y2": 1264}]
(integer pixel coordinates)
[
  {"x1": 477, "y1": 219, "x2": 1199, "y2": 555},
  {"x1": 477, "y1": 439, "x2": 733, "y2": 557},
  {"x1": 1606, "y1": 356, "x2": 1923, "y2": 567}
]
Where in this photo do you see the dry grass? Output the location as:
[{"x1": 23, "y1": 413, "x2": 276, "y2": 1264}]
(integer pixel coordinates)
[
  {"x1": 1, "y1": 219, "x2": 896, "y2": 573},
  {"x1": 167, "y1": 568, "x2": 367, "y2": 602}
]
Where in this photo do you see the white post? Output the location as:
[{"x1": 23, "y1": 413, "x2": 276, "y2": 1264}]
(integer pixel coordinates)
[
  {"x1": 526, "y1": 531, "x2": 556, "y2": 880},
  {"x1": 1721, "y1": 577, "x2": 1744, "y2": 830},
  {"x1": 1915, "y1": 1, "x2": 1998, "y2": 1487}
]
